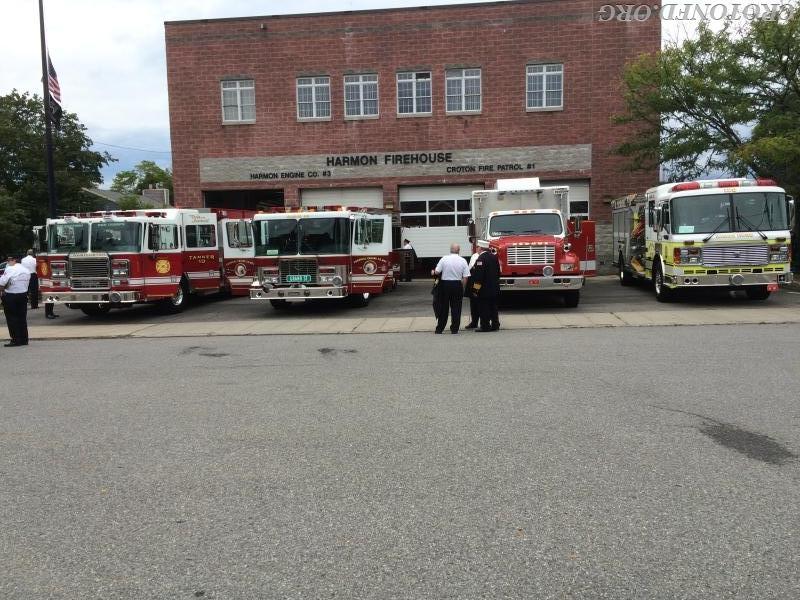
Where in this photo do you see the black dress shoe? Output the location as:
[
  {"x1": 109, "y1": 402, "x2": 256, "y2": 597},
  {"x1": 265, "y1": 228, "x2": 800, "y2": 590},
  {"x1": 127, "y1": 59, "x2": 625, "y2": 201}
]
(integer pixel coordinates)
[
  {"x1": 46, "y1": 314, "x2": 59, "y2": 319},
  {"x1": 474, "y1": 328, "x2": 493, "y2": 332},
  {"x1": 4, "y1": 342, "x2": 20, "y2": 347},
  {"x1": 464, "y1": 323, "x2": 476, "y2": 329},
  {"x1": 451, "y1": 330, "x2": 458, "y2": 334},
  {"x1": 434, "y1": 330, "x2": 443, "y2": 334}
]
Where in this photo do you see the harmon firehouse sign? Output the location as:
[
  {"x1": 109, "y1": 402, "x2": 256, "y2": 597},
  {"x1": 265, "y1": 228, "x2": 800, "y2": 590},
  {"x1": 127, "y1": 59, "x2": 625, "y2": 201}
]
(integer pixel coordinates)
[{"x1": 199, "y1": 144, "x2": 591, "y2": 183}]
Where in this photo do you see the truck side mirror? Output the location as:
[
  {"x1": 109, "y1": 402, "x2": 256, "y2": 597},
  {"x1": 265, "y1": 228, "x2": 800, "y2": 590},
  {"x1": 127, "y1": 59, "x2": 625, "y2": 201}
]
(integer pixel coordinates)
[
  {"x1": 787, "y1": 195, "x2": 795, "y2": 228},
  {"x1": 148, "y1": 224, "x2": 161, "y2": 252},
  {"x1": 467, "y1": 220, "x2": 476, "y2": 239}
]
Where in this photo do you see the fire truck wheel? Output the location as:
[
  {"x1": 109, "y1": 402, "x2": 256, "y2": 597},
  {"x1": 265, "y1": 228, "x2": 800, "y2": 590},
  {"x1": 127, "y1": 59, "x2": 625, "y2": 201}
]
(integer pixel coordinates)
[
  {"x1": 745, "y1": 285, "x2": 771, "y2": 300},
  {"x1": 563, "y1": 290, "x2": 580, "y2": 308},
  {"x1": 162, "y1": 278, "x2": 190, "y2": 313},
  {"x1": 80, "y1": 304, "x2": 111, "y2": 317},
  {"x1": 653, "y1": 263, "x2": 674, "y2": 302},
  {"x1": 270, "y1": 299, "x2": 290, "y2": 309},
  {"x1": 348, "y1": 292, "x2": 371, "y2": 307},
  {"x1": 619, "y1": 254, "x2": 635, "y2": 286}
]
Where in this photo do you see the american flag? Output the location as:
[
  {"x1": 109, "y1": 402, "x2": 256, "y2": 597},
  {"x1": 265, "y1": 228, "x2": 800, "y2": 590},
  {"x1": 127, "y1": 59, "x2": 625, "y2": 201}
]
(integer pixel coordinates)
[{"x1": 47, "y1": 53, "x2": 62, "y2": 127}]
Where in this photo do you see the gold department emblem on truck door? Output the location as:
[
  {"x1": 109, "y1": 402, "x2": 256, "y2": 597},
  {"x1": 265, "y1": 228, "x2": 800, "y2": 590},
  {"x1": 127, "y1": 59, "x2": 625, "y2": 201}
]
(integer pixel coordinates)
[{"x1": 155, "y1": 259, "x2": 171, "y2": 274}]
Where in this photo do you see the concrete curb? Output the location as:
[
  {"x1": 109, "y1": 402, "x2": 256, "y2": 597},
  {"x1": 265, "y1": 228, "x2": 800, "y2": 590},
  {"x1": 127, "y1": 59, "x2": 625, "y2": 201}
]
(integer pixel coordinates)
[{"x1": 24, "y1": 306, "x2": 800, "y2": 340}]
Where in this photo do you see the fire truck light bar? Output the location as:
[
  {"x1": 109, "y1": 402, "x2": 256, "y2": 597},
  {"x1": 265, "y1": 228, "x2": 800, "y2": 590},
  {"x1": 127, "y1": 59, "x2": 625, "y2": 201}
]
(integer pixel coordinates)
[{"x1": 671, "y1": 179, "x2": 778, "y2": 193}]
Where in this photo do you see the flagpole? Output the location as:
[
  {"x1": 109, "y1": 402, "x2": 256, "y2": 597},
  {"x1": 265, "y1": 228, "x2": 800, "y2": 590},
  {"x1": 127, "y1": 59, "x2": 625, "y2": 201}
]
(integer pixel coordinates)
[{"x1": 38, "y1": 0, "x2": 57, "y2": 219}]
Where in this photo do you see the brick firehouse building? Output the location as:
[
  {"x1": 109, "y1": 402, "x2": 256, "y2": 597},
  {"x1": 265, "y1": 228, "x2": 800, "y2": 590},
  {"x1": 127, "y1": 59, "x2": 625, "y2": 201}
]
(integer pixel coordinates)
[{"x1": 165, "y1": 0, "x2": 660, "y2": 263}]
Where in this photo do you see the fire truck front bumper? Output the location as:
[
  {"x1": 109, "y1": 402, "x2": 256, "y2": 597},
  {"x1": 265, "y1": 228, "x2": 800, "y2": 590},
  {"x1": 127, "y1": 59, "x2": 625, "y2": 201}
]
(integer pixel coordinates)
[
  {"x1": 499, "y1": 275, "x2": 585, "y2": 291},
  {"x1": 250, "y1": 284, "x2": 348, "y2": 301},
  {"x1": 43, "y1": 291, "x2": 141, "y2": 305},
  {"x1": 665, "y1": 270, "x2": 793, "y2": 288}
]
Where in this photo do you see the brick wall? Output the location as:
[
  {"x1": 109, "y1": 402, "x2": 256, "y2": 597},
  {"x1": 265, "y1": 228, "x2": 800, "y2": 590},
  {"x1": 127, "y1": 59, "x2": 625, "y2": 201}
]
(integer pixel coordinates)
[{"x1": 165, "y1": 0, "x2": 660, "y2": 234}]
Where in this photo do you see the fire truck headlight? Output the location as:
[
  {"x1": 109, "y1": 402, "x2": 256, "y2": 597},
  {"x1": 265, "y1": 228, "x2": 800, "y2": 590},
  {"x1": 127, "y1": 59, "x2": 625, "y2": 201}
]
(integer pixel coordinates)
[
  {"x1": 542, "y1": 266, "x2": 554, "y2": 277},
  {"x1": 560, "y1": 263, "x2": 575, "y2": 271},
  {"x1": 51, "y1": 261, "x2": 67, "y2": 278},
  {"x1": 332, "y1": 275, "x2": 343, "y2": 286},
  {"x1": 770, "y1": 246, "x2": 788, "y2": 262},
  {"x1": 111, "y1": 259, "x2": 130, "y2": 277}
]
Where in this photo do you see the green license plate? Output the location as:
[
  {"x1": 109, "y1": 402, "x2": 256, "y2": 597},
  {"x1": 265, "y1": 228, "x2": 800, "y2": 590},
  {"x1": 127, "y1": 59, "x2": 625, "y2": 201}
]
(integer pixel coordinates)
[{"x1": 286, "y1": 274, "x2": 311, "y2": 283}]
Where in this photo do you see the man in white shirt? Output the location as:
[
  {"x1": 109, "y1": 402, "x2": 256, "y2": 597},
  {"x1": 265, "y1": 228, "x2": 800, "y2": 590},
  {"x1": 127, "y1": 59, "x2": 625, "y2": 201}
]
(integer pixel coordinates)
[
  {"x1": 0, "y1": 255, "x2": 32, "y2": 346},
  {"x1": 21, "y1": 249, "x2": 38, "y2": 309},
  {"x1": 431, "y1": 243, "x2": 471, "y2": 334}
]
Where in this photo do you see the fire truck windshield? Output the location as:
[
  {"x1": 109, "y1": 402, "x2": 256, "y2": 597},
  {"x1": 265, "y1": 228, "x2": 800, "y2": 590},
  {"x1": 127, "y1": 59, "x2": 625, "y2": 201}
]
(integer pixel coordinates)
[
  {"x1": 671, "y1": 192, "x2": 787, "y2": 234},
  {"x1": 49, "y1": 223, "x2": 88, "y2": 253},
  {"x1": 255, "y1": 217, "x2": 350, "y2": 255},
  {"x1": 488, "y1": 213, "x2": 563, "y2": 236},
  {"x1": 299, "y1": 218, "x2": 349, "y2": 254},
  {"x1": 255, "y1": 219, "x2": 298, "y2": 256},
  {"x1": 91, "y1": 222, "x2": 143, "y2": 252}
]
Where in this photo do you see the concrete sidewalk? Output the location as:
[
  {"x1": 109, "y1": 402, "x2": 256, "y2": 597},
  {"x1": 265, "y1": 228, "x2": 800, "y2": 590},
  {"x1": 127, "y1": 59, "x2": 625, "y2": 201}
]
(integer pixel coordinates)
[{"x1": 24, "y1": 305, "x2": 800, "y2": 340}]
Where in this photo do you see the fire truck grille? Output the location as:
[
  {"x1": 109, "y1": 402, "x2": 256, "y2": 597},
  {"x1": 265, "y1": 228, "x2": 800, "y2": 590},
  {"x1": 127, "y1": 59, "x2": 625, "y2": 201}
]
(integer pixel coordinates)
[
  {"x1": 506, "y1": 245, "x2": 555, "y2": 265},
  {"x1": 703, "y1": 245, "x2": 768, "y2": 266},
  {"x1": 70, "y1": 255, "x2": 111, "y2": 289},
  {"x1": 279, "y1": 258, "x2": 318, "y2": 284}
]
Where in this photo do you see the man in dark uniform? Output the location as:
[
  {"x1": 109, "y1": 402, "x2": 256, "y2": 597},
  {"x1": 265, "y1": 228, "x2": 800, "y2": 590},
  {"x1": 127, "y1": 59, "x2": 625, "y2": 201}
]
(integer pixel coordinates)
[{"x1": 471, "y1": 241, "x2": 501, "y2": 332}]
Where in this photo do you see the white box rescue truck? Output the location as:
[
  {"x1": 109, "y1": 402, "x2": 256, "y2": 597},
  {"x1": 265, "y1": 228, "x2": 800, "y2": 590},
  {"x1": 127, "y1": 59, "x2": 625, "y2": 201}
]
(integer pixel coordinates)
[
  {"x1": 612, "y1": 178, "x2": 794, "y2": 301},
  {"x1": 37, "y1": 208, "x2": 251, "y2": 315},
  {"x1": 250, "y1": 207, "x2": 396, "y2": 308},
  {"x1": 469, "y1": 178, "x2": 596, "y2": 307}
]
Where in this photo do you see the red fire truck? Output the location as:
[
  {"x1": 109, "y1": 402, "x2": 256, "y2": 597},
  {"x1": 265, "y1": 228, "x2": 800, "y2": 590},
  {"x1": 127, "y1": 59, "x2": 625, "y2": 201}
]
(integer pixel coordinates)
[
  {"x1": 36, "y1": 208, "x2": 253, "y2": 315},
  {"x1": 250, "y1": 207, "x2": 396, "y2": 308},
  {"x1": 469, "y1": 178, "x2": 596, "y2": 307}
]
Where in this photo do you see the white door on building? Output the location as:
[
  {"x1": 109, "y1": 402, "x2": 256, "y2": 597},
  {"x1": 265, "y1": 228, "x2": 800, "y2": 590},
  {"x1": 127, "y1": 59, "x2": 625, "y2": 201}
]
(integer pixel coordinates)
[
  {"x1": 301, "y1": 187, "x2": 383, "y2": 209},
  {"x1": 399, "y1": 185, "x2": 482, "y2": 258},
  {"x1": 540, "y1": 180, "x2": 590, "y2": 218}
]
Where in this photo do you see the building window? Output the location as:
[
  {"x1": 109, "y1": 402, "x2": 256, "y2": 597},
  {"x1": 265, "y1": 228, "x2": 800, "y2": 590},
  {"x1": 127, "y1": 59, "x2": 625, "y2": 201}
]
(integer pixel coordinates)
[
  {"x1": 526, "y1": 64, "x2": 563, "y2": 110},
  {"x1": 400, "y1": 198, "x2": 472, "y2": 227},
  {"x1": 344, "y1": 74, "x2": 379, "y2": 118},
  {"x1": 221, "y1": 79, "x2": 255, "y2": 123},
  {"x1": 397, "y1": 72, "x2": 431, "y2": 115},
  {"x1": 446, "y1": 68, "x2": 481, "y2": 113},
  {"x1": 297, "y1": 77, "x2": 331, "y2": 120}
]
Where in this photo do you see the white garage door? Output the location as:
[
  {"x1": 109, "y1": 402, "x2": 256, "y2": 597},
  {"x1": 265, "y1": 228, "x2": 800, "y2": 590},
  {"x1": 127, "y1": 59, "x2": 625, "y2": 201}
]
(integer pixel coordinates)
[
  {"x1": 541, "y1": 179, "x2": 590, "y2": 218},
  {"x1": 301, "y1": 187, "x2": 383, "y2": 209},
  {"x1": 399, "y1": 185, "x2": 483, "y2": 258}
]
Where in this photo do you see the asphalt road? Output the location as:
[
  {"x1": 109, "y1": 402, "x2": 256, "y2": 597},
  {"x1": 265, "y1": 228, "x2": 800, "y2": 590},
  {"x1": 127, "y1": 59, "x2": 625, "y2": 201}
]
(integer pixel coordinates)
[
  {"x1": 16, "y1": 276, "x2": 800, "y2": 328},
  {"x1": 2, "y1": 325, "x2": 799, "y2": 599}
]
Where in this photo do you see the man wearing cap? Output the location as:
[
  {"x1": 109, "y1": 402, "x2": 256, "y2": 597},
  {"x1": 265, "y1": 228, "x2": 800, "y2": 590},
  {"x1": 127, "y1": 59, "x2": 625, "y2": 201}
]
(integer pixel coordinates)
[
  {"x1": 431, "y1": 243, "x2": 471, "y2": 334},
  {"x1": 0, "y1": 255, "x2": 32, "y2": 347},
  {"x1": 471, "y1": 240, "x2": 501, "y2": 332}
]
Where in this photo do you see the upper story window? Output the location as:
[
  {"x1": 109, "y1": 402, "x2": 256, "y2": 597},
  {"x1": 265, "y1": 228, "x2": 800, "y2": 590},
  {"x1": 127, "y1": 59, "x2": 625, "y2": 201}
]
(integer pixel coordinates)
[
  {"x1": 344, "y1": 74, "x2": 379, "y2": 118},
  {"x1": 221, "y1": 79, "x2": 255, "y2": 123},
  {"x1": 297, "y1": 77, "x2": 331, "y2": 120},
  {"x1": 397, "y1": 71, "x2": 432, "y2": 115},
  {"x1": 526, "y1": 64, "x2": 563, "y2": 110},
  {"x1": 446, "y1": 68, "x2": 481, "y2": 113}
]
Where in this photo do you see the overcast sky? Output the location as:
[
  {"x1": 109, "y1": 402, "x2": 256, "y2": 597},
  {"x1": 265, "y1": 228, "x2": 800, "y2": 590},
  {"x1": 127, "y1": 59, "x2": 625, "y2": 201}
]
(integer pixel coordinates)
[{"x1": 1, "y1": 0, "x2": 698, "y2": 187}]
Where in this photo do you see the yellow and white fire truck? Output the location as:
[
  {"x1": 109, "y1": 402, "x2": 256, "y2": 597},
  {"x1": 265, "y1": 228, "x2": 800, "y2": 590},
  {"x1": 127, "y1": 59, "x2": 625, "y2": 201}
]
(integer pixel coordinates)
[{"x1": 612, "y1": 178, "x2": 794, "y2": 301}]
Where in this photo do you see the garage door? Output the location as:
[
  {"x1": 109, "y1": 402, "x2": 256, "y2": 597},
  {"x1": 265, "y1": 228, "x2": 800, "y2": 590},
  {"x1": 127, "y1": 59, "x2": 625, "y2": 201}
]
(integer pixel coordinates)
[
  {"x1": 541, "y1": 180, "x2": 590, "y2": 218},
  {"x1": 301, "y1": 187, "x2": 383, "y2": 209},
  {"x1": 399, "y1": 185, "x2": 483, "y2": 258}
]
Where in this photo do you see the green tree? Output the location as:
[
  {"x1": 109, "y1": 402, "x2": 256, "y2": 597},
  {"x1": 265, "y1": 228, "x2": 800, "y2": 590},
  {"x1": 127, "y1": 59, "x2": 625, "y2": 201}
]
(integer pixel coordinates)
[
  {"x1": 110, "y1": 160, "x2": 172, "y2": 208},
  {"x1": 614, "y1": 4, "x2": 800, "y2": 197},
  {"x1": 0, "y1": 90, "x2": 113, "y2": 254}
]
